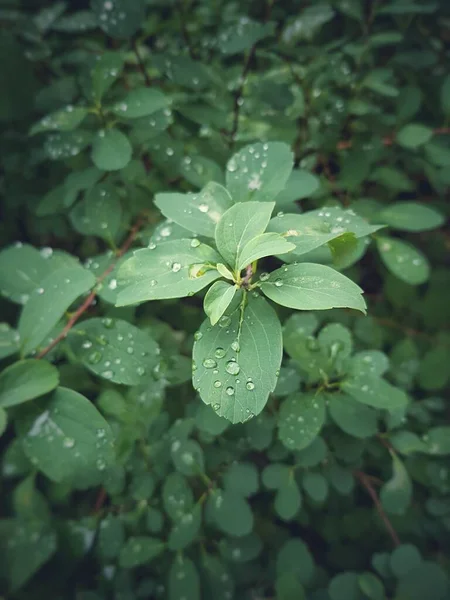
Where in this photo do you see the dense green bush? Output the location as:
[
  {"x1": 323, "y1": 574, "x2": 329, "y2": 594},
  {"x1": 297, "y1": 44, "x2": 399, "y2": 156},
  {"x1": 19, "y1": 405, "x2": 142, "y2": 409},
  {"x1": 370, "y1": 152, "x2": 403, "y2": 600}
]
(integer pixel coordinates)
[{"x1": 0, "y1": 0, "x2": 449, "y2": 598}]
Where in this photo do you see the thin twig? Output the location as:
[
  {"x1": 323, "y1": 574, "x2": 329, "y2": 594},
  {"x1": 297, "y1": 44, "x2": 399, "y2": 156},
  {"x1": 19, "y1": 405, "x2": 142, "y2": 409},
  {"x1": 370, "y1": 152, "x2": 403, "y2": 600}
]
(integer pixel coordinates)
[
  {"x1": 36, "y1": 214, "x2": 148, "y2": 360},
  {"x1": 354, "y1": 470, "x2": 401, "y2": 547}
]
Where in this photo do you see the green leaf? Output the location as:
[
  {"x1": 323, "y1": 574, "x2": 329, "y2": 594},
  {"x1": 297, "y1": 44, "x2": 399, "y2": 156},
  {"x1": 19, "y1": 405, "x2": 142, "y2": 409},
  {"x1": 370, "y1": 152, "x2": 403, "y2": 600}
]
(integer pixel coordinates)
[
  {"x1": 379, "y1": 202, "x2": 444, "y2": 231},
  {"x1": 351, "y1": 350, "x2": 389, "y2": 377},
  {"x1": 380, "y1": 452, "x2": 412, "y2": 515},
  {"x1": 0, "y1": 244, "x2": 52, "y2": 305},
  {"x1": 377, "y1": 237, "x2": 430, "y2": 285},
  {"x1": 168, "y1": 556, "x2": 200, "y2": 600},
  {"x1": 278, "y1": 392, "x2": 326, "y2": 451},
  {"x1": 97, "y1": 515, "x2": 125, "y2": 560},
  {"x1": 91, "y1": 128, "x2": 132, "y2": 171},
  {"x1": 275, "y1": 478, "x2": 302, "y2": 521},
  {"x1": 0, "y1": 520, "x2": 56, "y2": 592},
  {"x1": 162, "y1": 473, "x2": 194, "y2": 521},
  {"x1": 282, "y1": 4, "x2": 334, "y2": 43},
  {"x1": 207, "y1": 488, "x2": 254, "y2": 537},
  {"x1": 418, "y1": 345, "x2": 449, "y2": 391},
  {"x1": 0, "y1": 323, "x2": 20, "y2": 359},
  {"x1": 329, "y1": 393, "x2": 378, "y2": 438},
  {"x1": 276, "y1": 539, "x2": 315, "y2": 585},
  {"x1": 30, "y1": 105, "x2": 88, "y2": 135},
  {"x1": 86, "y1": 51, "x2": 124, "y2": 103},
  {"x1": 218, "y1": 20, "x2": 274, "y2": 55},
  {"x1": 204, "y1": 281, "x2": 238, "y2": 326},
  {"x1": 423, "y1": 427, "x2": 450, "y2": 455},
  {"x1": 275, "y1": 169, "x2": 320, "y2": 207},
  {"x1": 202, "y1": 555, "x2": 234, "y2": 600},
  {"x1": 223, "y1": 462, "x2": 259, "y2": 498},
  {"x1": 390, "y1": 544, "x2": 422, "y2": 578},
  {"x1": 342, "y1": 374, "x2": 408, "y2": 410},
  {"x1": 260, "y1": 263, "x2": 366, "y2": 313},
  {"x1": 67, "y1": 318, "x2": 160, "y2": 385},
  {"x1": 329, "y1": 573, "x2": 361, "y2": 600},
  {"x1": 111, "y1": 87, "x2": 167, "y2": 118},
  {"x1": 237, "y1": 233, "x2": 295, "y2": 271},
  {"x1": 18, "y1": 266, "x2": 95, "y2": 355},
  {"x1": 119, "y1": 536, "x2": 164, "y2": 568},
  {"x1": 70, "y1": 183, "x2": 123, "y2": 241},
  {"x1": 19, "y1": 387, "x2": 115, "y2": 483},
  {"x1": 268, "y1": 207, "x2": 381, "y2": 261},
  {"x1": 226, "y1": 142, "x2": 293, "y2": 203},
  {"x1": 171, "y1": 439, "x2": 204, "y2": 476},
  {"x1": 0, "y1": 360, "x2": 59, "y2": 408},
  {"x1": 45, "y1": 130, "x2": 92, "y2": 160},
  {"x1": 302, "y1": 472, "x2": 328, "y2": 503},
  {"x1": 116, "y1": 240, "x2": 221, "y2": 305},
  {"x1": 276, "y1": 573, "x2": 306, "y2": 600},
  {"x1": 397, "y1": 124, "x2": 433, "y2": 148},
  {"x1": 154, "y1": 183, "x2": 233, "y2": 238},
  {"x1": 192, "y1": 293, "x2": 282, "y2": 424},
  {"x1": 215, "y1": 201, "x2": 274, "y2": 270},
  {"x1": 168, "y1": 504, "x2": 201, "y2": 551},
  {"x1": 91, "y1": 0, "x2": 146, "y2": 38}
]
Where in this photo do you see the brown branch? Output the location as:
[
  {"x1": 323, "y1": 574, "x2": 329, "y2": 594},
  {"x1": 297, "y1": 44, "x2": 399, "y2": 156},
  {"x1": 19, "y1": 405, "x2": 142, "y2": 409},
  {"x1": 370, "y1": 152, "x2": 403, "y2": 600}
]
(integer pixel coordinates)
[
  {"x1": 354, "y1": 470, "x2": 400, "y2": 547},
  {"x1": 92, "y1": 487, "x2": 107, "y2": 514},
  {"x1": 337, "y1": 127, "x2": 450, "y2": 151},
  {"x1": 36, "y1": 214, "x2": 148, "y2": 360}
]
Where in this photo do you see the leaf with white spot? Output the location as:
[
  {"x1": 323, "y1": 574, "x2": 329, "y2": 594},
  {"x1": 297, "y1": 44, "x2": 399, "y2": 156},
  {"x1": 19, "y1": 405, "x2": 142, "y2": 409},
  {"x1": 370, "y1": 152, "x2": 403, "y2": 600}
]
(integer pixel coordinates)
[
  {"x1": 91, "y1": 128, "x2": 132, "y2": 171},
  {"x1": 268, "y1": 208, "x2": 382, "y2": 262},
  {"x1": 215, "y1": 201, "x2": 274, "y2": 271},
  {"x1": 278, "y1": 392, "x2": 326, "y2": 451},
  {"x1": 193, "y1": 293, "x2": 282, "y2": 424},
  {"x1": 226, "y1": 142, "x2": 293, "y2": 203},
  {"x1": 69, "y1": 183, "x2": 123, "y2": 241},
  {"x1": 218, "y1": 19, "x2": 274, "y2": 55},
  {"x1": 0, "y1": 244, "x2": 53, "y2": 305},
  {"x1": 328, "y1": 393, "x2": 378, "y2": 438},
  {"x1": 204, "y1": 281, "x2": 238, "y2": 326},
  {"x1": 85, "y1": 51, "x2": 125, "y2": 103},
  {"x1": 18, "y1": 387, "x2": 115, "y2": 483},
  {"x1": 44, "y1": 130, "x2": 92, "y2": 161},
  {"x1": 423, "y1": 427, "x2": 450, "y2": 456},
  {"x1": 342, "y1": 374, "x2": 408, "y2": 410},
  {"x1": 154, "y1": 182, "x2": 233, "y2": 238},
  {"x1": 84, "y1": 251, "x2": 130, "y2": 305},
  {"x1": 237, "y1": 233, "x2": 295, "y2": 271},
  {"x1": 30, "y1": 105, "x2": 88, "y2": 135},
  {"x1": 260, "y1": 263, "x2": 366, "y2": 313},
  {"x1": 0, "y1": 360, "x2": 59, "y2": 408},
  {"x1": 379, "y1": 202, "x2": 444, "y2": 232},
  {"x1": 67, "y1": 318, "x2": 159, "y2": 385},
  {"x1": 168, "y1": 504, "x2": 201, "y2": 551},
  {"x1": 18, "y1": 266, "x2": 95, "y2": 355},
  {"x1": 91, "y1": 0, "x2": 146, "y2": 38},
  {"x1": 207, "y1": 488, "x2": 254, "y2": 537},
  {"x1": 168, "y1": 556, "x2": 201, "y2": 600},
  {"x1": 111, "y1": 87, "x2": 167, "y2": 118},
  {"x1": 0, "y1": 324, "x2": 20, "y2": 360},
  {"x1": 171, "y1": 439, "x2": 204, "y2": 476},
  {"x1": 116, "y1": 240, "x2": 221, "y2": 306},
  {"x1": 377, "y1": 237, "x2": 430, "y2": 285},
  {"x1": 119, "y1": 536, "x2": 165, "y2": 568}
]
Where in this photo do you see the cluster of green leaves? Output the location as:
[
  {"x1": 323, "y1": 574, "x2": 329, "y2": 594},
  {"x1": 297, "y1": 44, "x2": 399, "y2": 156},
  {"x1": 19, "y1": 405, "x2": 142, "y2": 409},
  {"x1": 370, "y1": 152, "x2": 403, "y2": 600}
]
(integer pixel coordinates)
[{"x1": 0, "y1": 0, "x2": 449, "y2": 599}]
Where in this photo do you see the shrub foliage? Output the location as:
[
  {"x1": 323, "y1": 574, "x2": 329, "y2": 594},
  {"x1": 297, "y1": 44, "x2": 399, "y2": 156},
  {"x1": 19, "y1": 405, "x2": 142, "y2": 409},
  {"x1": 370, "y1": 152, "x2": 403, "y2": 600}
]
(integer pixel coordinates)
[{"x1": 0, "y1": 0, "x2": 449, "y2": 598}]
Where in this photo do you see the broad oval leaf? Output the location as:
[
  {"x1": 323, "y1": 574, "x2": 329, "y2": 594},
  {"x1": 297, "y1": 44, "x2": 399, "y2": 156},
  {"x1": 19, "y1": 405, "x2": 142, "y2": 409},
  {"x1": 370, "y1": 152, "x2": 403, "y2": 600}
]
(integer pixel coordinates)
[
  {"x1": 119, "y1": 536, "x2": 165, "y2": 568},
  {"x1": 19, "y1": 387, "x2": 115, "y2": 483},
  {"x1": 30, "y1": 105, "x2": 88, "y2": 135},
  {"x1": 67, "y1": 318, "x2": 160, "y2": 385},
  {"x1": 377, "y1": 237, "x2": 430, "y2": 285},
  {"x1": 116, "y1": 239, "x2": 221, "y2": 306},
  {"x1": 111, "y1": 87, "x2": 167, "y2": 118},
  {"x1": 396, "y1": 123, "x2": 433, "y2": 148},
  {"x1": 168, "y1": 556, "x2": 201, "y2": 600},
  {"x1": 0, "y1": 323, "x2": 20, "y2": 359},
  {"x1": 154, "y1": 183, "x2": 233, "y2": 238},
  {"x1": 226, "y1": 142, "x2": 293, "y2": 203},
  {"x1": 204, "y1": 280, "x2": 238, "y2": 326},
  {"x1": 193, "y1": 293, "x2": 282, "y2": 424},
  {"x1": 168, "y1": 504, "x2": 202, "y2": 551},
  {"x1": 342, "y1": 374, "x2": 408, "y2": 410},
  {"x1": 91, "y1": 0, "x2": 146, "y2": 38},
  {"x1": 380, "y1": 452, "x2": 412, "y2": 515},
  {"x1": 0, "y1": 244, "x2": 52, "y2": 305},
  {"x1": 0, "y1": 360, "x2": 59, "y2": 408},
  {"x1": 207, "y1": 488, "x2": 254, "y2": 537},
  {"x1": 379, "y1": 202, "x2": 444, "y2": 232},
  {"x1": 278, "y1": 392, "x2": 326, "y2": 451},
  {"x1": 328, "y1": 393, "x2": 378, "y2": 438},
  {"x1": 18, "y1": 266, "x2": 96, "y2": 355},
  {"x1": 215, "y1": 201, "x2": 274, "y2": 271},
  {"x1": 91, "y1": 128, "x2": 132, "y2": 171},
  {"x1": 260, "y1": 263, "x2": 366, "y2": 313}
]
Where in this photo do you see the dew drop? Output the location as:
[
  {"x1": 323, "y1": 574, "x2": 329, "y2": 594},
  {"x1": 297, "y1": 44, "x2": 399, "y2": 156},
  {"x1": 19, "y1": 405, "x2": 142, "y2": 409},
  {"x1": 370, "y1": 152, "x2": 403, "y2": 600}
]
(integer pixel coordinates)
[
  {"x1": 226, "y1": 360, "x2": 240, "y2": 375},
  {"x1": 171, "y1": 262, "x2": 182, "y2": 273},
  {"x1": 190, "y1": 238, "x2": 201, "y2": 248},
  {"x1": 246, "y1": 380, "x2": 255, "y2": 391},
  {"x1": 102, "y1": 318, "x2": 114, "y2": 328},
  {"x1": 212, "y1": 403, "x2": 220, "y2": 410},
  {"x1": 194, "y1": 331, "x2": 203, "y2": 341},
  {"x1": 274, "y1": 279, "x2": 283, "y2": 287},
  {"x1": 231, "y1": 340, "x2": 240, "y2": 352},
  {"x1": 226, "y1": 386, "x2": 235, "y2": 396},
  {"x1": 214, "y1": 347, "x2": 226, "y2": 359},
  {"x1": 214, "y1": 381, "x2": 222, "y2": 388},
  {"x1": 148, "y1": 241, "x2": 156, "y2": 249},
  {"x1": 127, "y1": 347, "x2": 134, "y2": 355},
  {"x1": 203, "y1": 358, "x2": 217, "y2": 369},
  {"x1": 82, "y1": 340, "x2": 92, "y2": 349},
  {"x1": 259, "y1": 272, "x2": 270, "y2": 282},
  {"x1": 218, "y1": 315, "x2": 231, "y2": 328},
  {"x1": 63, "y1": 437, "x2": 75, "y2": 448},
  {"x1": 136, "y1": 366, "x2": 146, "y2": 376},
  {"x1": 198, "y1": 203, "x2": 209, "y2": 213},
  {"x1": 88, "y1": 351, "x2": 102, "y2": 364},
  {"x1": 102, "y1": 370, "x2": 114, "y2": 379}
]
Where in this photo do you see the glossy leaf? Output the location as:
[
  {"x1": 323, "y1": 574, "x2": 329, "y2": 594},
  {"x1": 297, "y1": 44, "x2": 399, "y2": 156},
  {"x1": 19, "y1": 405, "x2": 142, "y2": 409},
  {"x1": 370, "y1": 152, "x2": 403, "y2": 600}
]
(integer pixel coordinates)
[
  {"x1": 193, "y1": 293, "x2": 282, "y2": 424},
  {"x1": 278, "y1": 392, "x2": 326, "y2": 451},
  {"x1": 237, "y1": 232, "x2": 295, "y2": 271},
  {"x1": 119, "y1": 536, "x2": 164, "y2": 568},
  {"x1": 116, "y1": 240, "x2": 221, "y2": 305},
  {"x1": 111, "y1": 87, "x2": 167, "y2": 118},
  {"x1": 260, "y1": 263, "x2": 366, "y2": 313},
  {"x1": 91, "y1": 128, "x2": 132, "y2": 171},
  {"x1": 377, "y1": 237, "x2": 430, "y2": 285},
  {"x1": 0, "y1": 360, "x2": 59, "y2": 408},
  {"x1": 379, "y1": 202, "x2": 444, "y2": 231},
  {"x1": 342, "y1": 374, "x2": 408, "y2": 410},
  {"x1": 204, "y1": 280, "x2": 238, "y2": 326}
]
